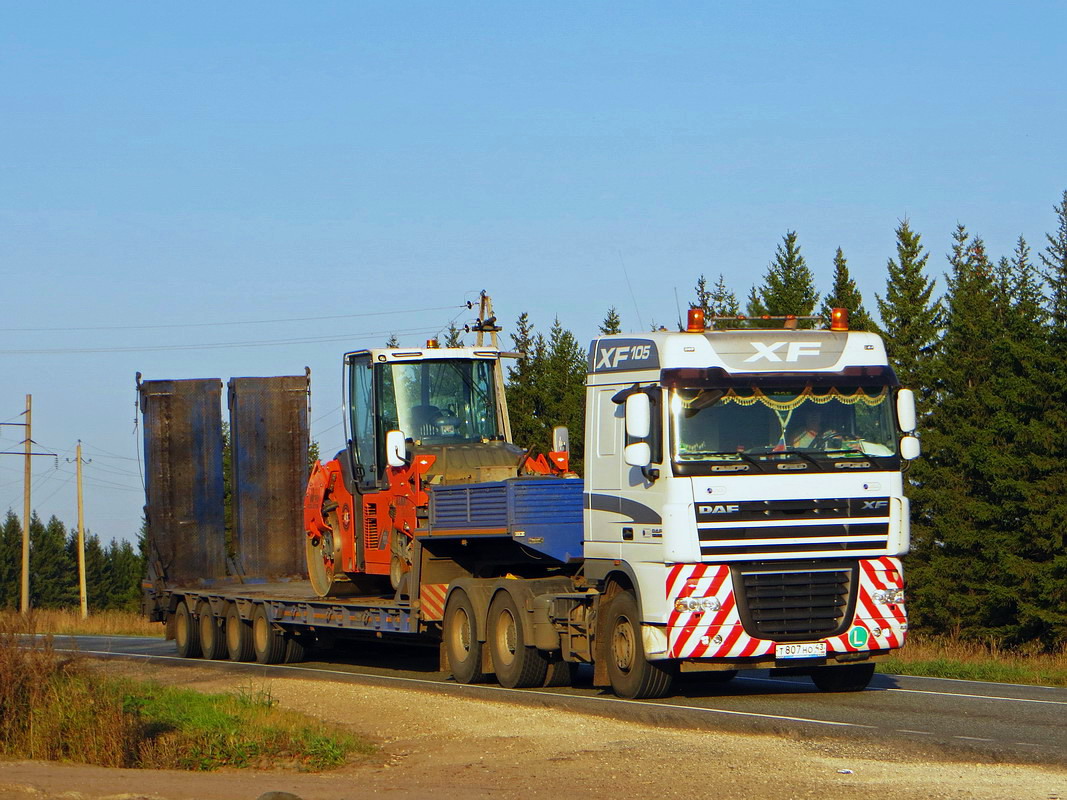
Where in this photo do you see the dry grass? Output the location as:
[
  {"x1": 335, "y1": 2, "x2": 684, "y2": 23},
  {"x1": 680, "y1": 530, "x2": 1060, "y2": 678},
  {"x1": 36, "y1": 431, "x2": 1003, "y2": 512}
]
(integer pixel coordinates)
[
  {"x1": 0, "y1": 608, "x2": 162, "y2": 637},
  {"x1": 0, "y1": 616, "x2": 373, "y2": 770},
  {"x1": 879, "y1": 632, "x2": 1067, "y2": 687}
]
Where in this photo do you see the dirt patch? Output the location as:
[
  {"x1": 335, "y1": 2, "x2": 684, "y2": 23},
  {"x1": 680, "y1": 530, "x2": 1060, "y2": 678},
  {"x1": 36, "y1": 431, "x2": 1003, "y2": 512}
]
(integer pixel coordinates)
[{"x1": 0, "y1": 662, "x2": 1063, "y2": 800}]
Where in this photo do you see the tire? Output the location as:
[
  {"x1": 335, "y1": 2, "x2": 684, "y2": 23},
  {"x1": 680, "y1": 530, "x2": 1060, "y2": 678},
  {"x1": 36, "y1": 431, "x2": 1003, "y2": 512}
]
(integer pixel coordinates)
[
  {"x1": 487, "y1": 591, "x2": 549, "y2": 688},
  {"x1": 198, "y1": 602, "x2": 226, "y2": 660},
  {"x1": 811, "y1": 663, "x2": 875, "y2": 692},
  {"x1": 603, "y1": 591, "x2": 675, "y2": 699},
  {"x1": 252, "y1": 604, "x2": 287, "y2": 665},
  {"x1": 284, "y1": 635, "x2": 307, "y2": 664},
  {"x1": 543, "y1": 658, "x2": 579, "y2": 688},
  {"x1": 174, "y1": 600, "x2": 201, "y2": 659},
  {"x1": 443, "y1": 590, "x2": 486, "y2": 684},
  {"x1": 225, "y1": 604, "x2": 255, "y2": 662}
]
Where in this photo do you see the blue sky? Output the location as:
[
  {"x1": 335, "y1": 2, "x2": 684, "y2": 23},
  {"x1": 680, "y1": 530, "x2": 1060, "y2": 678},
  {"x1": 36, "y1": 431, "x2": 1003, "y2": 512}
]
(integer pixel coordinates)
[{"x1": 2, "y1": 2, "x2": 1065, "y2": 543}]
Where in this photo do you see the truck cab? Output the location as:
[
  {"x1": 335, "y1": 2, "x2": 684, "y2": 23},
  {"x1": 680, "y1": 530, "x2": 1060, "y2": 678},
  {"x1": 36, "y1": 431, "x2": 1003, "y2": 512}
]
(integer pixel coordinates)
[{"x1": 581, "y1": 312, "x2": 918, "y2": 693}]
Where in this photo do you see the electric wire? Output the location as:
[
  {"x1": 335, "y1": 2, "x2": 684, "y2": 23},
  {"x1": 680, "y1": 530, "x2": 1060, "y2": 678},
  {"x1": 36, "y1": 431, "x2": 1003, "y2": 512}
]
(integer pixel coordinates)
[
  {"x1": 0, "y1": 324, "x2": 447, "y2": 355},
  {"x1": 0, "y1": 304, "x2": 462, "y2": 333}
]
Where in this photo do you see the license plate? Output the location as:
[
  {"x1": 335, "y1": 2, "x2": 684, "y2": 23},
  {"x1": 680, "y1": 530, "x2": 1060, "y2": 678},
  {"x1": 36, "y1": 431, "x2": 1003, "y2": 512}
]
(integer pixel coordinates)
[{"x1": 775, "y1": 642, "x2": 827, "y2": 660}]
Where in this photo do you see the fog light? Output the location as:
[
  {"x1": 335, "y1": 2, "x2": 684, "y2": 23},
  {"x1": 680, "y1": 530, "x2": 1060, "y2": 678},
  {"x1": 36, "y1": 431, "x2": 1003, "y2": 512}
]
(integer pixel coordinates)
[
  {"x1": 872, "y1": 588, "x2": 905, "y2": 605},
  {"x1": 673, "y1": 596, "x2": 723, "y2": 614}
]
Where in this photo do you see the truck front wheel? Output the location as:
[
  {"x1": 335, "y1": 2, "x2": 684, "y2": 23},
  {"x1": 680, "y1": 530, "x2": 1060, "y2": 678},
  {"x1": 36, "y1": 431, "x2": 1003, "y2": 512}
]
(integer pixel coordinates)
[
  {"x1": 604, "y1": 591, "x2": 675, "y2": 699},
  {"x1": 443, "y1": 590, "x2": 486, "y2": 684},
  {"x1": 487, "y1": 591, "x2": 549, "y2": 688},
  {"x1": 811, "y1": 663, "x2": 875, "y2": 692}
]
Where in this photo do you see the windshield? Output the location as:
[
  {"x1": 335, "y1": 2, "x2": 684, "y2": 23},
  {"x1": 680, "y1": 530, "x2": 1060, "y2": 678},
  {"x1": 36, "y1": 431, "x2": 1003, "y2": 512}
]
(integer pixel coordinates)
[
  {"x1": 377, "y1": 358, "x2": 502, "y2": 445},
  {"x1": 672, "y1": 385, "x2": 897, "y2": 460}
]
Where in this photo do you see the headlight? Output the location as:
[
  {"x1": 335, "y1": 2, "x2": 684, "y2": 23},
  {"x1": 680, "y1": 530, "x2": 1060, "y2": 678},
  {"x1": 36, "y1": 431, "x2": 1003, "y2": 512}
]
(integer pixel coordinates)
[
  {"x1": 872, "y1": 589, "x2": 905, "y2": 605},
  {"x1": 673, "y1": 596, "x2": 722, "y2": 614}
]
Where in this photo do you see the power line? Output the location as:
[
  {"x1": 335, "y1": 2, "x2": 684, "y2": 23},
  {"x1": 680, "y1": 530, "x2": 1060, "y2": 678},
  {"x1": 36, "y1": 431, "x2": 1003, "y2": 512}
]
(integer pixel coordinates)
[
  {"x1": 0, "y1": 324, "x2": 446, "y2": 355},
  {"x1": 0, "y1": 304, "x2": 462, "y2": 333}
]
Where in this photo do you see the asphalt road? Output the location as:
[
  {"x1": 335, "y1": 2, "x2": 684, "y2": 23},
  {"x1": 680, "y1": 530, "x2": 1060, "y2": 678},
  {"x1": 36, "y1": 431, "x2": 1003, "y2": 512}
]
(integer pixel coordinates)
[{"x1": 51, "y1": 634, "x2": 1067, "y2": 768}]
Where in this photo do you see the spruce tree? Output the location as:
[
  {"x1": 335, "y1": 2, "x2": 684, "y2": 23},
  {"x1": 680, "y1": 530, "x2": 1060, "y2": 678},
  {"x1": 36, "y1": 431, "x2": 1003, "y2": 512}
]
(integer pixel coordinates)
[
  {"x1": 444, "y1": 322, "x2": 465, "y2": 347},
  {"x1": 747, "y1": 231, "x2": 818, "y2": 328},
  {"x1": 906, "y1": 228, "x2": 1030, "y2": 643},
  {"x1": 505, "y1": 313, "x2": 548, "y2": 453},
  {"x1": 599, "y1": 307, "x2": 622, "y2": 335},
  {"x1": 0, "y1": 511, "x2": 21, "y2": 609},
  {"x1": 820, "y1": 248, "x2": 878, "y2": 332},
  {"x1": 30, "y1": 514, "x2": 76, "y2": 608},
  {"x1": 543, "y1": 318, "x2": 587, "y2": 473},
  {"x1": 875, "y1": 219, "x2": 943, "y2": 396},
  {"x1": 1040, "y1": 189, "x2": 1067, "y2": 339},
  {"x1": 385, "y1": 333, "x2": 400, "y2": 347},
  {"x1": 707, "y1": 274, "x2": 742, "y2": 329}
]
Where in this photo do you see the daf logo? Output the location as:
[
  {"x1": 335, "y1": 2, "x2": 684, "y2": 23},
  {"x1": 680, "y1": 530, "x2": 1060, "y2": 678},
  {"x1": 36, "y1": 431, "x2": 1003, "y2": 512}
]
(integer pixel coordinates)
[
  {"x1": 743, "y1": 341, "x2": 822, "y2": 363},
  {"x1": 595, "y1": 344, "x2": 652, "y2": 369},
  {"x1": 862, "y1": 500, "x2": 889, "y2": 510},
  {"x1": 697, "y1": 504, "x2": 740, "y2": 514},
  {"x1": 835, "y1": 461, "x2": 871, "y2": 469}
]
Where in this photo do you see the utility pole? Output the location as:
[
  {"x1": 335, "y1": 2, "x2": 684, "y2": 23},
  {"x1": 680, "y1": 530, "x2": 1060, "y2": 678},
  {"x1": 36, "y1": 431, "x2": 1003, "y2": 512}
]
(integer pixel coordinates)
[
  {"x1": 23, "y1": 395, "x2": 30, "y2": 613},
  {"x1": 1, "y1": 395, "x2": 57, "y2": 613},
  {"x1": 74, "y1": 441, "x2": 89, "y2": 618}
]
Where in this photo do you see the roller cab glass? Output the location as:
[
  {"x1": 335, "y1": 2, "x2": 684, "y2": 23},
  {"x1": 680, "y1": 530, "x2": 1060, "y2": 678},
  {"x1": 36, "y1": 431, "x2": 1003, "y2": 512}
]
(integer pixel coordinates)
[
  {"x1": 671, "y1": 384, "x2": 899, "y2": 472},
  {"x1": 376, "y1": 358, "x2": 502, "y2": 445}
]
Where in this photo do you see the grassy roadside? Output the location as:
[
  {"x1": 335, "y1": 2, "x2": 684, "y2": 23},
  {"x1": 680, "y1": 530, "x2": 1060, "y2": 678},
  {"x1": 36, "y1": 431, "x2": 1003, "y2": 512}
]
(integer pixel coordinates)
[
  {"x1": 877, "y1": 633, "x2": 1067, "y2": 687},
  {"x1": 0, "y1": 618, "x2": 375, "y2": 770},
  {"x1": 0, "y1": 608, "x2": 162, "y2": 637}
]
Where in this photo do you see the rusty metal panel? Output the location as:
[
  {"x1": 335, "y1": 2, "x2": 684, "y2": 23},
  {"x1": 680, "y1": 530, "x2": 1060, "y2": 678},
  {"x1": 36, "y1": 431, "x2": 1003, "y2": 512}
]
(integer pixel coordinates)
[
  {"x1": 138, "y1": 378, "x2": 226, "y2": 587},
  {"x1": 227, "y1": 373, "x2": 309, "y2": 581}
]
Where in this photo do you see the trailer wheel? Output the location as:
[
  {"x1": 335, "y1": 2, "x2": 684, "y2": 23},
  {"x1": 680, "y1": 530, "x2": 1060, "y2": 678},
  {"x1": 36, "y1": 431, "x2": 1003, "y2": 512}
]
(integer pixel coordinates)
[
  {"x1": 284, "y1": 635, "x2": 307, "y2": 664},
  {"x1": 443, "y1": 590, "x2": 486, "y2": 684},
  {"x1": 487, "y1": 591, "x2": 548, "y2": 688},
  {"x1": 252, "y1": 604, "x2": 287, "y2": 664},
  {"x1": 174, "y1": 600, "x2": 201, "y2": 659},
  {"x1": 604, "y1": 591, "x2": 675, "y2": 699},
  {"x1": 811, "y1": 663, "x2": 875, "y2": 692},
  {"x1": 225, "y1": 604, "x2": 254, "y2": 662},
  {"x1": 197, "y1": 602, "x2": 226, "y2": 660}
]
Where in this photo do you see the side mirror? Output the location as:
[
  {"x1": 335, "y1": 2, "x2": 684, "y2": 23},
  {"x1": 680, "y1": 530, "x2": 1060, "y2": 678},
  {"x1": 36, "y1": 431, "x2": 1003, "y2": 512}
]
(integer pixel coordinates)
[
  {"x1": 625, "y1": 392, "x2": 651, "y2": 439},
  {"x1": 385, "y1": 430, "x2": 408, "y2": 468},
  {"x1": 624, "y1": 441, "x2": 652, "y2": 468},
  {"x1": 552, "y1": 425, "x2": 569, "y2": 453},
  {"x1": 899, "y1": 435, "x2": 921, "y2": 460},
  {"x1": 896, "y1": 389, "x2": 917, "y2": 433}
]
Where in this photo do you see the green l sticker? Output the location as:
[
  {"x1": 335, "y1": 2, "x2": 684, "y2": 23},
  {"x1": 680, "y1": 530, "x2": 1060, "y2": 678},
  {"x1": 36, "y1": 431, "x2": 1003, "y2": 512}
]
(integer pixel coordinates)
[{"x1": 848, "y1": 626, "x2": 869, "y2": 648}]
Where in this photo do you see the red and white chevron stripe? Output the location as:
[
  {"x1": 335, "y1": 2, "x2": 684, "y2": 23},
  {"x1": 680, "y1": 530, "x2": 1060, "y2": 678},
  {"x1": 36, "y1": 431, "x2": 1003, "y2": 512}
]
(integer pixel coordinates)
[{"x1": 665, "y1": 557, "x2": 907, "y2": 660}]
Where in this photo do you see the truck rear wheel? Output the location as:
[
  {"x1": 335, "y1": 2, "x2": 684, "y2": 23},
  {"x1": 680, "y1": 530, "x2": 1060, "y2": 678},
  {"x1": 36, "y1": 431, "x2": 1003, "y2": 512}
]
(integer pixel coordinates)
[
  {"x1": 252, "y1": 604, "x2": 287, "y2": 664},
  {"x1": 487, "y1": 591, "x2": 548, "y2": 688},
  {"x1": 198, "y1": 602, "x2": 226, "y2": 660},
  {"x1": 225, "y1": 604, "x2": 254, "y2": 662},
  {"x1": 174, "y1": 600, "x2": 201, "y2": 659},
  {"x1": 604, "y1": 591, "x2": 675, "y2": 699},
  {"x1": 444, "y1": 590, "x2": 486, "y2": 684},
  {"x1": 811, "y1": 663, "x2": 875, "y2": 692}
]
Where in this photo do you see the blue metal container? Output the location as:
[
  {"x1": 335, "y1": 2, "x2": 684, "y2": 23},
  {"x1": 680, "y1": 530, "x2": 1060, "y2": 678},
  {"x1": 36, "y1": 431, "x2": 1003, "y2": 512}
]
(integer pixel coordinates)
[{"x1": 427, "y1": 477, "x2": 584, "y2": 563}]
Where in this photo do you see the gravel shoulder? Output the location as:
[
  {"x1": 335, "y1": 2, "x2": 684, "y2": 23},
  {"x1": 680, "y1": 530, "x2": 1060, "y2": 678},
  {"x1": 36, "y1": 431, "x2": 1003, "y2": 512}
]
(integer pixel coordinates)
[{"x1": 0, "y1": 662, "x2": 1064, "y2": 800}]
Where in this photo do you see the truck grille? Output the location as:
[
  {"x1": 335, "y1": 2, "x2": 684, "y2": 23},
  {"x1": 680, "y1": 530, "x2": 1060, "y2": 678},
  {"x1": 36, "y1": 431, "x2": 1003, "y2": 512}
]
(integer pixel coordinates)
[
  {"x1": 733, "y1": 561, "x2": 856, "y2": 641},
  {"x1": 696, "y1": 497, "x2": 891, "y2": 560}
]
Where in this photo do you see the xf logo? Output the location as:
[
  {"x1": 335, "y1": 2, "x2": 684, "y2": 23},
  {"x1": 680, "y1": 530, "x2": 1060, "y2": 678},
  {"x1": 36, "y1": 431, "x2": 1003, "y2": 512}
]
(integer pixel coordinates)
[
  {"x1": 862, "y1": 500, "x2": 889, "y2": 510},
  {"x1": 596, "y1": 344, "x2": 652, "y2": 369},
  {"x1": 743, "y1": 341, "x2": 822, "y2": 363}
]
